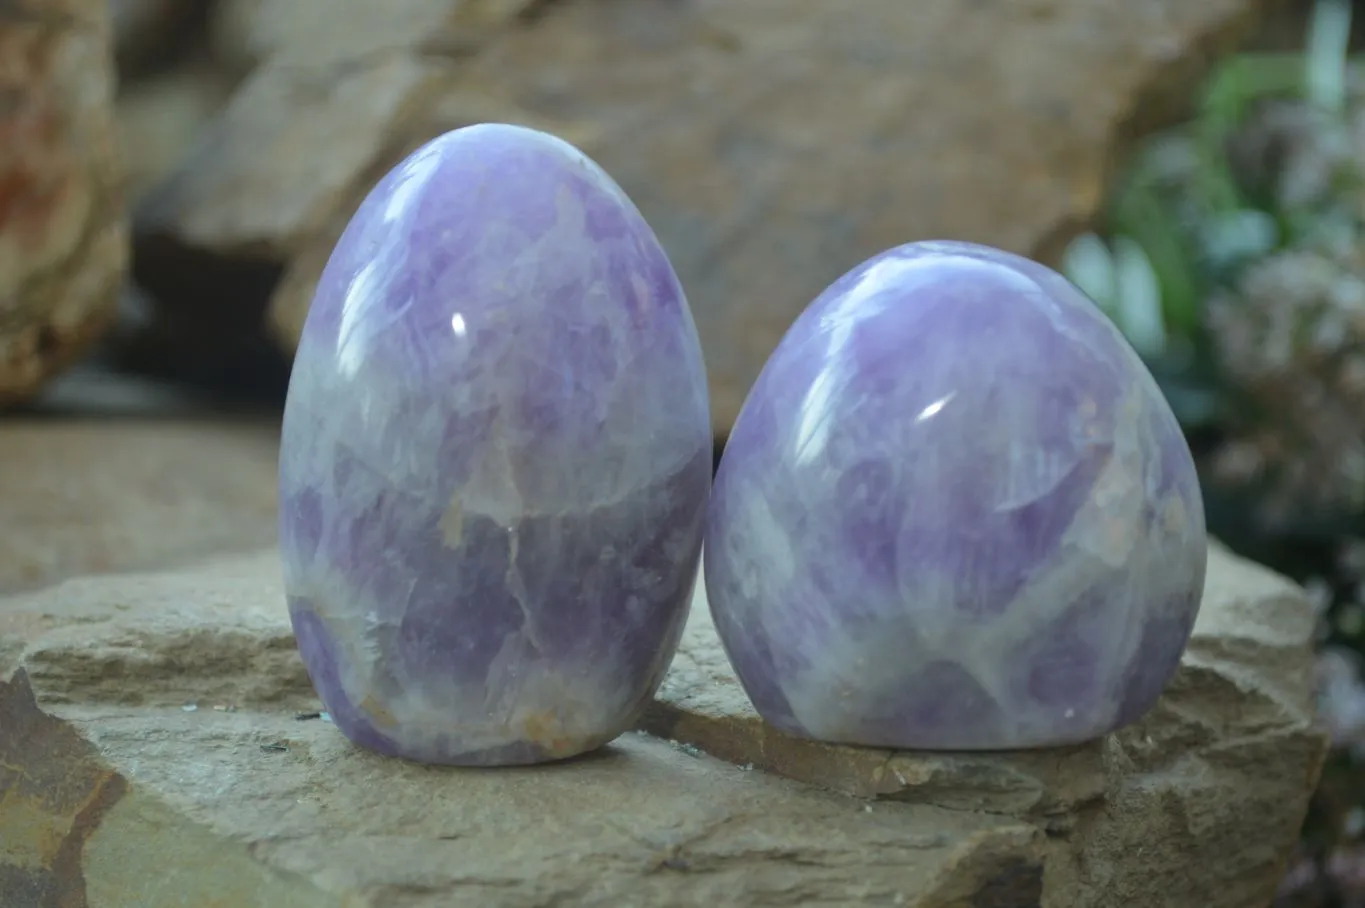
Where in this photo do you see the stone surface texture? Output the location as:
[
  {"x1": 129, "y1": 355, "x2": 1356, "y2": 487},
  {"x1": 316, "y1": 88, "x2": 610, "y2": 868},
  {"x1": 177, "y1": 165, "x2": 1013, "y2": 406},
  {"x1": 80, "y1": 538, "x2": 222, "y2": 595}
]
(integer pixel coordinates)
[
  {"x1": 649, "y1": 541, "x2": 1325, "y2": 907},
  {"x1": 706, "y1": 241, "x2": 1208, "y2": 751},
  {"x1": 208, "y1": 0, "x2": 537, "y2": 73},
  {"x1": 0, "y1": 540, "x2": 1324, "y2": 907},
  {"x1": 279, "y1": 124, "x2": 712, "y2": 765},
  {"x1": 128, "y1": 0, "x2": 1279, "y2": 433},
  {"x1": 115, "y1": 67, "x2": 233, "y2": 205},
  {"x1": 0, "y1": 0, "x2": 127, "y2": 406},
  {"x1": 109, "y1": 0, "x2": 198, "y2": 75},
  {"x1": 0, "y1": 415, "x2": 279, "y2": 593}
]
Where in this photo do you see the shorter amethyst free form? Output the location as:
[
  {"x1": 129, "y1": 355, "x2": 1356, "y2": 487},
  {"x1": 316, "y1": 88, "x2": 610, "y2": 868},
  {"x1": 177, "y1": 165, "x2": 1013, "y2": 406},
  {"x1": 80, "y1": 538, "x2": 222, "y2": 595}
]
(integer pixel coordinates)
[
  {"x1": 278, "y1": 124, "x2": 712, "y2": 766},
  {"x1": 705, "y1": 240, "x2": 1208, "y2": 750}
]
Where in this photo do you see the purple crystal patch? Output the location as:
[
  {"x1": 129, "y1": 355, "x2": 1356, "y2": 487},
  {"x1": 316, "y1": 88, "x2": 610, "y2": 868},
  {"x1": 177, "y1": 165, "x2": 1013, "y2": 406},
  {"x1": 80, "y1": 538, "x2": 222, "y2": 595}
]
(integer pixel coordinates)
[
  {"x1": 279, "y1": 123, "x2": 712, "y2": 765},
  {"x1": 704, "y1": 240, "x2": 1207, "y2": 750}
]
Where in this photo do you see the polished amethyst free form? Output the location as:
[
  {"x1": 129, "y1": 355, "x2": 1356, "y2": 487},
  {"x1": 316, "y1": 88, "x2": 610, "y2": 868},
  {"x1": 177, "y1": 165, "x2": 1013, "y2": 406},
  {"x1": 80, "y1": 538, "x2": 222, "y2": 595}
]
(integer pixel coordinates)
[
  {"x1": 278, "y1": 124, "x2": 712, "y2": 765},
  {"x1": 705, "y1": 240, "x2": 1207, "y2": 750}
]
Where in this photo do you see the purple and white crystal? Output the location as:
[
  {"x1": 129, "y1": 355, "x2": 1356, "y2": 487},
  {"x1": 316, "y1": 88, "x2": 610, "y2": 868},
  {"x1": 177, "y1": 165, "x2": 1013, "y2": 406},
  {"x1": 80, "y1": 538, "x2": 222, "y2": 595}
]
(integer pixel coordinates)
[
  {"x1": 278, "y1": 124, "x2": 712, "y2": 766},
  {"x1": 705, "y1": 240, "x2": 1207, "y2": 750}
]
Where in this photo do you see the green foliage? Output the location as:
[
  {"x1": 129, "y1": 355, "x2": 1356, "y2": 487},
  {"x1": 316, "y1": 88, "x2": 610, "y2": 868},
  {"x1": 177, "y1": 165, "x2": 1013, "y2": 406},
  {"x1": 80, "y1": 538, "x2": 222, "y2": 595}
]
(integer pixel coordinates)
[{"x1": 1065, "y1": 0, "x2": 1365, "y2": 434}]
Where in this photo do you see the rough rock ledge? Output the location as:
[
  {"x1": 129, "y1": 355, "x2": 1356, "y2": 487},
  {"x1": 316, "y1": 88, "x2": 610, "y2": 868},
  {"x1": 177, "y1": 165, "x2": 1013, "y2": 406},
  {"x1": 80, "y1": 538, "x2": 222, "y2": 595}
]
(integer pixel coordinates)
[{"x1": 0, "y1": 541, "x2": 1326, "y2": 907}]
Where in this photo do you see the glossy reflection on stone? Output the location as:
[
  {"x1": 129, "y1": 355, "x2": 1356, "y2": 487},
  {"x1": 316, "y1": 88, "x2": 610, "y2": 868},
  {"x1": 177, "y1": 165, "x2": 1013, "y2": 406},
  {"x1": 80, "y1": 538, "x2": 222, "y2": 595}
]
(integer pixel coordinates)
[
  {"x1": 278, "y1": 123, "x2": 712, "y2": 766},
  {"x1": 705, "y1": 240, "x2": 1207, "y2": 751}
]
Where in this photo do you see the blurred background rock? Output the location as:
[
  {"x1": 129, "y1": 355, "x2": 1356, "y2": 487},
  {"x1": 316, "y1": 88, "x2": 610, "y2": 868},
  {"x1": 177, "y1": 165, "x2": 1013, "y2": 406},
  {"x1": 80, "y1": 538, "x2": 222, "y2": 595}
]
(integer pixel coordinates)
[
  {"x1": 14, "y1": 0, "x2": 1297, "y2": 423},
  {"x1": 7, "y1": 0, "x2": 1365, "y2": 902}
]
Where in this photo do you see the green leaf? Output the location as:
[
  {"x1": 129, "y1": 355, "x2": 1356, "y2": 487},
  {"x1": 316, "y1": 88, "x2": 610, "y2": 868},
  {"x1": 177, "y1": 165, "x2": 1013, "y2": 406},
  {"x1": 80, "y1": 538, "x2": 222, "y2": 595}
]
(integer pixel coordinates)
[
  {"x1": 1109, "y1": 173, "x2": 1203, "y2": 337},
  {"x1": 1305, "y1": 0, "x2": 1354, "y2": 113}
]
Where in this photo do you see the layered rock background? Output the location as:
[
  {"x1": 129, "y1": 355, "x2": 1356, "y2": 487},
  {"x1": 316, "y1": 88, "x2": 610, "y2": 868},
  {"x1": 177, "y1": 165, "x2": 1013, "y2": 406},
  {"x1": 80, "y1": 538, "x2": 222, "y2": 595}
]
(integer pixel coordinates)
[
  {"x1": 27, "y1": 0, "x2": 1290, "y2": 428},
  {"x1": 0, "y1": 0, "x2": 1341, "y2": 905},
  {"x1": 0, "y1": 0, "x2": 126, "y2": 405}
]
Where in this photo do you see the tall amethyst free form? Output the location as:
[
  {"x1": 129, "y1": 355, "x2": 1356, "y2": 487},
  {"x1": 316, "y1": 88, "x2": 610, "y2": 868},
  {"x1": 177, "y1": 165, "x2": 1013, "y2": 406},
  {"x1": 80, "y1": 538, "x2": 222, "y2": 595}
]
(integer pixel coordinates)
[
  {"x1": 705, "y1": 240, "x2": 1207, "y2": 750},
  {"x1": 278, "y1": 124, "x2": 712, "y2": 766}
]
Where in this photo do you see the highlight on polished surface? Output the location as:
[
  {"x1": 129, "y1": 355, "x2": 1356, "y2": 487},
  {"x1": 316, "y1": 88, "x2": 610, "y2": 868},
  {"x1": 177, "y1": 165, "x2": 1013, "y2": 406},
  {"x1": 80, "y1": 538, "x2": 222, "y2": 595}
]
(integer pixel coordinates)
[
  {"x1": 278, "y1": 123, "x2": 713, "y2": 766},
  {"x1": 704, "y1": 239, "x2": 1208, "y2": 751}
]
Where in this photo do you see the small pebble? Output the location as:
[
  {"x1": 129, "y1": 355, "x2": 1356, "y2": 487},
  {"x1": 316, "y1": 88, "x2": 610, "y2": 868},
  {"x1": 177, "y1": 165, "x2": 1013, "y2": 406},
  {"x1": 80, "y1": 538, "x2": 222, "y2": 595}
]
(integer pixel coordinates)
[{"x1": 669, "y1": 739, "x2": 703, "y2": 758}]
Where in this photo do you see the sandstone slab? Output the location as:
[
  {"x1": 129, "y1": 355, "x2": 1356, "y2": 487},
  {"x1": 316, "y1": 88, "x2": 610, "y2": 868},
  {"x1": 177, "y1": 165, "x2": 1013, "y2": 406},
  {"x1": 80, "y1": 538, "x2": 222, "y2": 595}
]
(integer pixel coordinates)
[
  {"x1": 0, "y1": 554, "x2": 1044, "y2": 908},
  {"x1": 0, "y1": 417, "x2": 279, "y2": 593},
  {"x1": 647, "y1": 543, "x2": 1325, "y2": 905},
  {"x1": 0, "y1": 0, "x2": 127, "y2": 406},
  {"x1": 0, "y1": 540, "x2": 1326, "y2": 906},
  {"x1": 134, "y1": 0, "x2": 1278, "y2": 433}
]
